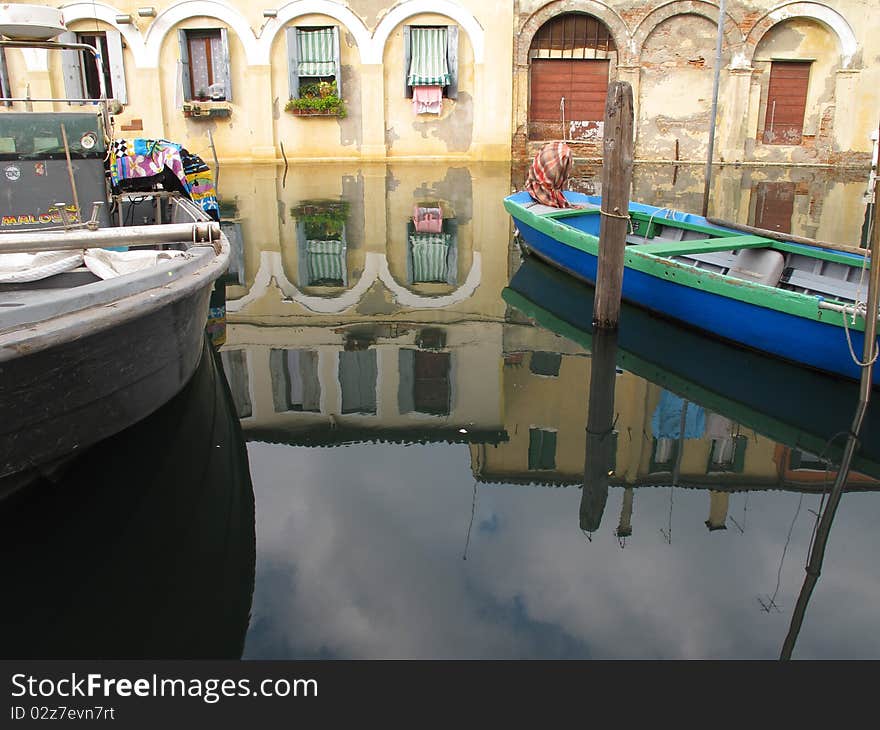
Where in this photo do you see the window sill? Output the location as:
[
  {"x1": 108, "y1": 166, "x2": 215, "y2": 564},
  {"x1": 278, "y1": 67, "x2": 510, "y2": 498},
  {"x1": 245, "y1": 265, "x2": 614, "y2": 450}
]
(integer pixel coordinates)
[
  {"x1": 183, "y1": 101, "x2": 232, "y2": 119},
  {"x1": 287, "y1": 108, "x2": 345, "y2": 118}
]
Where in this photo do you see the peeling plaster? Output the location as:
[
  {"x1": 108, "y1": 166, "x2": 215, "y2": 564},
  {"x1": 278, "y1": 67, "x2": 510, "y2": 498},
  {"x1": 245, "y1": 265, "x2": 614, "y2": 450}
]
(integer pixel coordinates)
[
  {"x1": 347, "y1": 0, "x2": 387, "y2": 31},
  {"x1": 411, "y1": 167, "x2": 474, "y2": 224},
  {"x1": 412, "y1": 92, "x2": 474, "y2": 154}
]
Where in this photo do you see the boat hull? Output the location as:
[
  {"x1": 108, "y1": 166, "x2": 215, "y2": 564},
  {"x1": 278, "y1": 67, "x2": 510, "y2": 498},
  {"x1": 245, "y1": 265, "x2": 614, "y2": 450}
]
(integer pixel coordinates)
[
  {"x1": 0, "y1": 285, "x2": 212, "y2": 478},
  {"x1": 508, "y1": 195, "x2": 876, "y2": 385}
]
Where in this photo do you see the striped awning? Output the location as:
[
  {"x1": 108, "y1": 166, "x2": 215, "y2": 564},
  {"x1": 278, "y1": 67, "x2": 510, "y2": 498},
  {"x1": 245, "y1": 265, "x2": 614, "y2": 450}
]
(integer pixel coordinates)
[
  {"x1": 297, "y1": 28, "x2": 336, "y2": 77},
  {"x1": 410, "y1": 233, "x2": 451, "y2": 283},
  {"x1": 306, "y1": 239, "x2": 345, "y2": 284},
  {"x1": 407, "y1": 27, "x2": 450, "y2": 86}
]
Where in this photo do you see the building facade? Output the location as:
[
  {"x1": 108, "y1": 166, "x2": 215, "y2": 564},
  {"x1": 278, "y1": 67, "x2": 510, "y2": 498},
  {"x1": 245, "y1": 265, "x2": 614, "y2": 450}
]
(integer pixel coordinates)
[{"x1": 0, "y1": 0, "x2": 875, "y2": 164}]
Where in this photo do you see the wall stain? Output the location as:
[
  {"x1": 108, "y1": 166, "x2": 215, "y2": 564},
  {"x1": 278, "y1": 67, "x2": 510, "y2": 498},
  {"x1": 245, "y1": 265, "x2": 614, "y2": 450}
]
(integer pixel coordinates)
[
  {"x1": 412, "y1": 92, "x2": 474, "y2": 154},
  {"x1": 339, "y1": 65, "x2": 363, "y2": 148},
  {"x1": 411, "y1": 167, "x2": 473, "y2": 225}
]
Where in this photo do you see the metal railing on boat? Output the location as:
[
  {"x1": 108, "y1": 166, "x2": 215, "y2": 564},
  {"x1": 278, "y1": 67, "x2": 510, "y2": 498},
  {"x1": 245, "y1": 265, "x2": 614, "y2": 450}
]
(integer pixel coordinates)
[{"x1": 0, "y1": 222, "x2": 222, "y2": 254}]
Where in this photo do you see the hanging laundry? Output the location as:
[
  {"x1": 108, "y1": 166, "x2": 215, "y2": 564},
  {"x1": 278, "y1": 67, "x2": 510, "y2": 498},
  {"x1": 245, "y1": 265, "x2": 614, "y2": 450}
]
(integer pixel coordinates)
[
  {"x1": 651, "y1": 390, "x2": 706, "y2": 439},
  {"x1": 413, "y1": 205, "x2": 443, "y2": 233},
  {"x1": 412, "y1": 85, "x2": 443, "y2": 115}
]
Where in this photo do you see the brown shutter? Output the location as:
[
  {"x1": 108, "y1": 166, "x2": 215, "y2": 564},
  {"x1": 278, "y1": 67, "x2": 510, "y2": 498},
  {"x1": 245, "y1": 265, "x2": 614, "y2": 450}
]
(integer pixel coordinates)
[{"x1": 762, "y1": 61, "x2": 810, "y2": 145}]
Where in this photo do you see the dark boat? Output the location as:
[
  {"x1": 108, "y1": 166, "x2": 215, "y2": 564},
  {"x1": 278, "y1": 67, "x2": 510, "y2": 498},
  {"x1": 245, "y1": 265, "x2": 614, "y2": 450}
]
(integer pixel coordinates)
[
  {"x1": 0, "y1": 30, "x2": 229, "y2": 478},
  {"x1": 0, "y1": 335, "x2": 255, "y2": 659}
]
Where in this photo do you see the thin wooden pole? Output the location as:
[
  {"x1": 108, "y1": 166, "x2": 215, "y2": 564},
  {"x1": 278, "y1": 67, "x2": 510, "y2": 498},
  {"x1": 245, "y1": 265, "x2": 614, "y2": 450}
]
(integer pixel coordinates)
[
  {"x1": 581, "y1": 329, "x2": 618, "y2": 533},
  {"x1": 780, "y1": 177, "x2": 880, "y2": 660},
  {"x1": 594, "y1": 81, "x2": 634, "y2": 330},
  {"x1": 59, "y1": 123, "x2": 81, "y2": 223},
  {"x1": 706, "y1": 216, "x2": 868, "y2": 256},
  {"x1": 701, "y1": 0, "x2": 726, "y2": 217}
]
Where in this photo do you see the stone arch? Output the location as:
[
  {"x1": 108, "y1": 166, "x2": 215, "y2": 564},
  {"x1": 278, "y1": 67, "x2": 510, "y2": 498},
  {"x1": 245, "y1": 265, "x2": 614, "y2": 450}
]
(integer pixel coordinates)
[
  {"x1": 370, "y1": 0, "x2": 484, "y2": 65},
  {"x1": 142, "y1": 0, "x2": 259, "y2": 68},
  {"x1": 745, "y1": 2, "x2": 858, "y2": 68},
  {"x1": 633, "y1": 1, "x2": 745, "y2": 68},
  {"x1": 256, "y1": 0, "x2": 371, "y2": 66},
  {"x1": 517, "y1": 1, "x2": 631, "y2": 67},
  {"x1": 61, "y1": 2, "x2": 148, "y2": 66}
]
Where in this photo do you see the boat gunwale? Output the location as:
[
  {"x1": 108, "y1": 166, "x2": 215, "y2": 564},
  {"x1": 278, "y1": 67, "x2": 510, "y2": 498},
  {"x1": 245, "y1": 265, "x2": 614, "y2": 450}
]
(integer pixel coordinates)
[
  {"x1": 0, "y1": 236, "x2": 229, "y2": 361},
  {"x1": 504, "y1": 193, "x2": 868, "y2": 331}
]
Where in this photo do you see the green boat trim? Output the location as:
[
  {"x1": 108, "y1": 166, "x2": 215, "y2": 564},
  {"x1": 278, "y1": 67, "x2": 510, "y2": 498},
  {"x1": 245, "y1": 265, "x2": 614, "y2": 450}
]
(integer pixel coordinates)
[{"x1": 505, "y1": 198, "x2": 871, "y2": 332}]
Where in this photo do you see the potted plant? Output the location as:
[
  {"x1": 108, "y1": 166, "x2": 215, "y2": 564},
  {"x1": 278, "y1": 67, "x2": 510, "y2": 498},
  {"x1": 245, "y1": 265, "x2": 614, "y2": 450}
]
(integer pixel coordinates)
[
  {"x1": 285, "y1": 80, "x2": 347, "y2": 118},
  {"x1": 196, "y1": 88, "x2": 208, "y2": 101},
  {"x1": 292, "y1": 200, "x2": 349, "y2": 239}
]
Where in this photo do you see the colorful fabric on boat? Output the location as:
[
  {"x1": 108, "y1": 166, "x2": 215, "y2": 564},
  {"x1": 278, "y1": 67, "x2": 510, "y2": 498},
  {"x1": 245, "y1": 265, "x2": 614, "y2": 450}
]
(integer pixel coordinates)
[
  {"x1": 412, "y1": 85, "x2": 443, "y2": 115},
  {"x1": 651, "y1": 390, "x2": 706, "y2": 440},
  {"x1": 297, "y1": 28, "x2": 336, "y2": 77},
  {"x1": 407, "y1": 27, "x2": 451, "y2": 86},
  {"x1": 108, "y1": 138, "x2": 220, "y2": 221},
  {"x1": 410, "y1": 233, "x2": 451, "y2": 282},
  {"x1": 525, "y1": 141, "x2": 574, "y2": 208},
  {"x1": 413, "y1": 205, "x2": 443, "y2": 233}
]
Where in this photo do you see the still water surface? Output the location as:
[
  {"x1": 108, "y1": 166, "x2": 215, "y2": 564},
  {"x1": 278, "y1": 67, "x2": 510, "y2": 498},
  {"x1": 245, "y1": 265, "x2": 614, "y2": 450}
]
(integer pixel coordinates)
[{"x1": 4, "y1": 162, "x2": 879, "y2": 659}]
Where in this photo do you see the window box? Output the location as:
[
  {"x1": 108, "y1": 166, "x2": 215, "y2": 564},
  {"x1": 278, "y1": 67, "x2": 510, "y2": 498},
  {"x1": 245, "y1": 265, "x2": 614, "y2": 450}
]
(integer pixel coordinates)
[
  {"x1": 183, "y1": 101, "x2": 232, "y2": 119},
  {"x1": 284, "y1": 81, "x2": 346, "y2": 118}
]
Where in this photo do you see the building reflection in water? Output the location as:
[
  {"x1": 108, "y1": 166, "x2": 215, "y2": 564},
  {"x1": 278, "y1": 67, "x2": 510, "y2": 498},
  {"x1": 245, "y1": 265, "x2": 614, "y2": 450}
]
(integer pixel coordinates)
[
  {"x1": 218, "y1": 160, "x2": 879, "y2": 534},
  {"x1": 215, "y1": 161, "x2": 878, "y2": 658}
]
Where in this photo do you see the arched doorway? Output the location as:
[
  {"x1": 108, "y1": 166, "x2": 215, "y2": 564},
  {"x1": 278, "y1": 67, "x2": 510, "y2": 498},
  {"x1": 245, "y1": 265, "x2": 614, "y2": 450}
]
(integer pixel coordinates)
[{"x1": 528, "y1": 13, "x2": 617, "y2": 141}]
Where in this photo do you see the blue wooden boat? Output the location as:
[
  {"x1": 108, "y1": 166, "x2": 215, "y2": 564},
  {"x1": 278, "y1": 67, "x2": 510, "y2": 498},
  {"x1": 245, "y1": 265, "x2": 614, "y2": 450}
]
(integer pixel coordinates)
[{"x1": 504, "y1": 190, "x2": 878, "y2": 385}]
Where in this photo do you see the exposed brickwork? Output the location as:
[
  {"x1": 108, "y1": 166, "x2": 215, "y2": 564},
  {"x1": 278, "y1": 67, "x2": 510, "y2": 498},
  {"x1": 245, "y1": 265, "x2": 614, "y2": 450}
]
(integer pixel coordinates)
[{"x1": 512, "y1": 0, "x2": 873, "y2": 166}]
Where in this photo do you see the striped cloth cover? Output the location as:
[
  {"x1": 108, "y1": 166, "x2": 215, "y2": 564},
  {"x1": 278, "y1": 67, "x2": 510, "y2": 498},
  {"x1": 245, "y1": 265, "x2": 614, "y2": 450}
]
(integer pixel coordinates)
[
  {"x1": 297, "y1": 28, "x2": 336, "y2": 77},
  {"x1": 306, "y1": 239, "x2": 345, "y2": 284},
  {"x1": 410, "y1": 233, "x2": 451, "y2": 282},
  {"x1": 407, "y1": 27, "x2": 450, "y2": 86}
]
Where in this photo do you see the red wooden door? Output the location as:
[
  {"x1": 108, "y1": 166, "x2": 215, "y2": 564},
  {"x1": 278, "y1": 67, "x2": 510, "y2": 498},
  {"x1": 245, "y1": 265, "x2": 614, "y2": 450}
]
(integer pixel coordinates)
[
  {"x1": 529, "y1": 59, "x2": 609, "y2": 139},
  {"x1": 753, "y1": 182, "x2": 795, "y2": 233},
  {"x1": 762, "y1": 61, "x2": 810, "y2": 145}
]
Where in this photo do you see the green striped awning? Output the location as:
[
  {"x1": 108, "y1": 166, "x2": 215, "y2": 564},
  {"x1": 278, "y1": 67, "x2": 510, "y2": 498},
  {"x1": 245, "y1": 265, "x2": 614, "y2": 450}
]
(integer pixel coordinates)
[
  {"x1": 407, "y1": 27, "x2": 451, "y2": 86},
  {"x1": 297, "y1": 28, "x2": 336, "y2": 77},
  {"x1": 410, "y1": 233, "x2": 451, "y2": 282},
  {"x1": 306, "y1": 239, "x2": 345, "y2": 284}
]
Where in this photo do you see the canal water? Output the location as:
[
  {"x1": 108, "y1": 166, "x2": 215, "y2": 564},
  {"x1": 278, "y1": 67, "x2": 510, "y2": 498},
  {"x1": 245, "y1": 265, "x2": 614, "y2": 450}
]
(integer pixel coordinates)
[{"x1": 3, "y1": 162, "x2": 879, "y2": 659}]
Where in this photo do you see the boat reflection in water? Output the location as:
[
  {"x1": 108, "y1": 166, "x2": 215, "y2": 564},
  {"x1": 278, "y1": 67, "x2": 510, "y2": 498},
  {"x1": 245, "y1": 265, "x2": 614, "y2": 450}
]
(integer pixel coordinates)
[
  {"x1": 503, "y1": 256, "x2": 880, "y2": 485},
  {"x1": 0, "y1": 335, "x2": 255, "y2": 659}
]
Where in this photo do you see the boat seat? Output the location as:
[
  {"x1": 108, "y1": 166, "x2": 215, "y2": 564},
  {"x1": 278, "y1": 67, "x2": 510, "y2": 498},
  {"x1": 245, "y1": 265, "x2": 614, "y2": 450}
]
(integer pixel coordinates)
[
  {"x1": 675, "y1": 249, "x2": 785, "y2": 286},
  {"x1": 780, "y1": 268, "x2": 861, "y2": 302},
  {"x1": 626, "y1": 234, "x2": 681, "y2": 246}
]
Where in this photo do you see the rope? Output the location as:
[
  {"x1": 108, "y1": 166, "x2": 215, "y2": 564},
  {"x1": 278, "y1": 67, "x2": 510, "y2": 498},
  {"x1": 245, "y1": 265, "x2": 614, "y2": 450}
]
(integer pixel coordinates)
[
  {"x1": 600, "y1": 208, "x2": 630, "y2": 220},
  {"x1": 840, "y1": 301, "x2": 880, "y2": 367}
]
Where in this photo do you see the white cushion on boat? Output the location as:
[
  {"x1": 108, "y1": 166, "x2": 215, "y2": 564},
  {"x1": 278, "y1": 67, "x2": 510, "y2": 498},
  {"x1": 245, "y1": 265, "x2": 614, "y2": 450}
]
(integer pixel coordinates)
[
  {"x1": 726, "y1": 249, "x2": 785, "y2": 286},
  {"x1": 83, "y1": 248, "x2": 187, "y2": 280},
  {"x1": 0, "y1": 251, "x2": 83, "y2": 283}
]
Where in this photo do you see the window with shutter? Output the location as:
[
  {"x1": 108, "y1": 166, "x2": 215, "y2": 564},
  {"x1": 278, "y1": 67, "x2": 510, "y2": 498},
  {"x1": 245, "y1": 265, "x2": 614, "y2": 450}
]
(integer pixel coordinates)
[
  {"x1": 287, "y1": 26, "x2": 341, "y2": 100},
  {"x1": 404, "y1": 25, "x2": 458, "y2": 100},
  {"x1": 179, "y1": 29, "x2": 231, "y2": 101},
  {"x1": 528, "y1": 428, "x2": 557, "y2": 471}
]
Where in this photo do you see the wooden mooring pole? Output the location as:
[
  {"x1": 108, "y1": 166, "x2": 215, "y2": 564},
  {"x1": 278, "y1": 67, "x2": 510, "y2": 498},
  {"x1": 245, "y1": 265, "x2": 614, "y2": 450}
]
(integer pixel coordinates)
[
  {"x1": 580, "y1": 329, "x2": 618, "y2": 534},
  {"x1": 594, "y1": 81, "x2": 634, "y2": 330}
]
